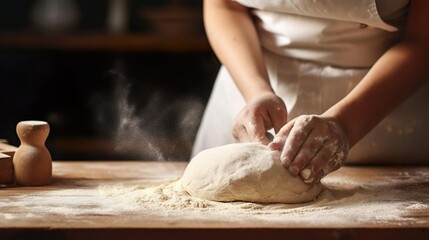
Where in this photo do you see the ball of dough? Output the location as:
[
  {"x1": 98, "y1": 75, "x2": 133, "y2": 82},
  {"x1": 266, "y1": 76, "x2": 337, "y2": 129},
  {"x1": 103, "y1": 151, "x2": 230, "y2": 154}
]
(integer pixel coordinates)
[{"x1": 181, "y1": 142, "x2": 323, "y2": 204}]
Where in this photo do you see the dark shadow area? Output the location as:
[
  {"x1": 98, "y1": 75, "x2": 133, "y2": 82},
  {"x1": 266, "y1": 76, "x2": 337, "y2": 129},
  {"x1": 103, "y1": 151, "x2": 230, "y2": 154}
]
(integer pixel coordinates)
[
  {"x1": 0, "y1": 0, "x2": 220, "y2": 161},
  {"x1": 0, "y1": 50, "x2": 219, "y2": 161}
]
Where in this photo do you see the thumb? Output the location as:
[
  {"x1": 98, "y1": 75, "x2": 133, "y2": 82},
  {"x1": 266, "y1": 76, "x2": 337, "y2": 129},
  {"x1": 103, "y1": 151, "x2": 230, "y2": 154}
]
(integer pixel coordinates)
[
  {"x1": 271, "y1": 106, "x2": 288, "y2": 133},
  {"x1": 246, "y1": 116, "x2": 270, "y2": 144}
]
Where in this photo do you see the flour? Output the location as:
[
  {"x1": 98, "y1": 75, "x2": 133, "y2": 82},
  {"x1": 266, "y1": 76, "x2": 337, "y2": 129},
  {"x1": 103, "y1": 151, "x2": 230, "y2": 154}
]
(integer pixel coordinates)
[
  {"x1": 97, "y1": 169, "x2": 429, "y2": 226},
  {"x1": 2, "y1": 168, "x2": 428, "y2": 227}
]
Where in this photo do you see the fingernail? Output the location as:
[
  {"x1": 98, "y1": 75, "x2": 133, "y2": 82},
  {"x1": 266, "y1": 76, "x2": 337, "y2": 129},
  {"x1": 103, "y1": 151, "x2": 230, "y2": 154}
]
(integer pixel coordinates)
[
  {"x1": 303, "y1": 177, "x2": 314, "y2": 184},
  {"x1": 289, "y1": 166, "x2": 299, "y2": 176},
  {"x1": 300, "y1": 168, "x2": 312, "y2": 180}
]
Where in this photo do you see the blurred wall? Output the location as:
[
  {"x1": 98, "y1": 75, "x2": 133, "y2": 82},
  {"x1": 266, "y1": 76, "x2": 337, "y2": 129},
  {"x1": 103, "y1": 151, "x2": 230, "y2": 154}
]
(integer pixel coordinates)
[{"x1": 0, "y1": 0, "x2": 220, "y2": 161}]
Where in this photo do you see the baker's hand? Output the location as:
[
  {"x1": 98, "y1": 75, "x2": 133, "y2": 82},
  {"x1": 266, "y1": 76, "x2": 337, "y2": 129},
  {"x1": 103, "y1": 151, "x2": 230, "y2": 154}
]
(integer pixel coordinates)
[
  {"x1": 268, "y1": 115, "x2": 349, "y2": 183},
  {"x1": 232, "y1": 92, "x2": 287, "y2": 145}
]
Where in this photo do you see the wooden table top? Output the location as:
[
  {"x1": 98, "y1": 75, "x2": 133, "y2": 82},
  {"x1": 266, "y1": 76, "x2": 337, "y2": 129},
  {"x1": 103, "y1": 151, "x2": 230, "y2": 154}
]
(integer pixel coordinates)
[{"x1": 1, "y1": 161, "x2": 428, "y2": 240}]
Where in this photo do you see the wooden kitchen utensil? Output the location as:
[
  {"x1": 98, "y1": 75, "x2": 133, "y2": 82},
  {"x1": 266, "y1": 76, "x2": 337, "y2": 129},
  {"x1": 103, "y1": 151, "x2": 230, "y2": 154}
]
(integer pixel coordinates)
[
  {"x1": 13, "y1": 120, "x2": 52, "y2": 186},
  {"x1": 0, "y1": 140, "x2": 18, "y2": 185},
  {"x1": 0, "y1": 153, "x2": 13, "y2": 184}
]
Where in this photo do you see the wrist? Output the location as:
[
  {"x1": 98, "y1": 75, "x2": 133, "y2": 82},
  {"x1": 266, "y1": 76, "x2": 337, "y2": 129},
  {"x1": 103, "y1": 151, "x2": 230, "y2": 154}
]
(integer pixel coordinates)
[{"x1": 242, "y1": 82, "x2": 275, "y2": 102}]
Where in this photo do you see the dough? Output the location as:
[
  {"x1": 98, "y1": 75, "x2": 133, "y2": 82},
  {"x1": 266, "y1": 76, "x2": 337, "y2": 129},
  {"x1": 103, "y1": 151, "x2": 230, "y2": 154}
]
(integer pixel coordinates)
[{"x1": 181, "y1": 142, "x2": 323, "y2": 204}]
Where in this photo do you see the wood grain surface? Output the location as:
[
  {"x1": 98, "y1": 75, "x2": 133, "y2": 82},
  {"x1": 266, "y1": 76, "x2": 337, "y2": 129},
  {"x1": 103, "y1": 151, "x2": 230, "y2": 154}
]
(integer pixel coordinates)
[{"x1": 0, "y1": 161, "x2": 428, "y2": 240}]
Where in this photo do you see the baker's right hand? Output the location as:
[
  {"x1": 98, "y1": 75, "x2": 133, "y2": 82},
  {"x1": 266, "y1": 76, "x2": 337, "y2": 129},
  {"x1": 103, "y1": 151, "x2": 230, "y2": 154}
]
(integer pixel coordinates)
[{"x1": 232, "y1": 92, "x2": 288, "y2": 145}]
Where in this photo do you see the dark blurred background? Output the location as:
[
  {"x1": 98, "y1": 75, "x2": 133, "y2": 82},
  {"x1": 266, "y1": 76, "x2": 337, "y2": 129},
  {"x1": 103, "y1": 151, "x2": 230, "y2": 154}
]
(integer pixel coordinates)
[{"x1": 0, "y1": 0, "x2": 220, "y2": 161}]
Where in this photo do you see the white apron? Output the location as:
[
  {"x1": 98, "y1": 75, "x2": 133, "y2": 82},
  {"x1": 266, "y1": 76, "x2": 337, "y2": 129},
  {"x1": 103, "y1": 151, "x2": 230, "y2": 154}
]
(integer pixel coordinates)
[{"x1": 192, "y1": 0, "x2": 429, "y2": 164}]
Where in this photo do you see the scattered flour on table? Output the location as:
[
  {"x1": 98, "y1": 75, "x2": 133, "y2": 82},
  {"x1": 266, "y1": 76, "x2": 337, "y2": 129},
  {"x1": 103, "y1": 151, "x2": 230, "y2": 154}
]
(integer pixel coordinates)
[
  {"x1": 2, "y1": 170, "x2": 428, "y2": 227},
  {"x1": 98, "y1": 171, "x2": 429, "y2": 226}
]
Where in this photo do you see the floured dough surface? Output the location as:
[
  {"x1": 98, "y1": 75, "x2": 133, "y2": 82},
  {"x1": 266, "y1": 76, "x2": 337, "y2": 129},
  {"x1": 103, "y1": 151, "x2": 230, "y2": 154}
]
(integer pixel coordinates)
[{"x1": 181, "y1": 142, "x2": 323, "y2": 204}]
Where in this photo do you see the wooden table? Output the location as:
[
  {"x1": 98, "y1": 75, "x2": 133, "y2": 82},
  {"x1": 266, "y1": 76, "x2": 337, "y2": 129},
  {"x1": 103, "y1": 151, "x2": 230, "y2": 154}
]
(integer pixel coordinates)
[{"x1": 1, "y1": 161, "x2": 428, "y2": 239}]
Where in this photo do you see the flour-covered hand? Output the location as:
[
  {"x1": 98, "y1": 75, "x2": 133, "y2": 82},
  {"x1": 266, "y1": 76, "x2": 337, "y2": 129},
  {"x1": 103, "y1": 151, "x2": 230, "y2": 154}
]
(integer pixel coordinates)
[
  {"x1": 232, "y1": 92, "x2": 287, "y2": 145},
  {"x1": 268, "y1": 115, "x2": 349, "y2": 183}
]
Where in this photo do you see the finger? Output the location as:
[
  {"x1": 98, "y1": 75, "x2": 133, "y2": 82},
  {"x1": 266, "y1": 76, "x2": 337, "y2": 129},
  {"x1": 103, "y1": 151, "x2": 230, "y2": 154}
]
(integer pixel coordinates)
[
  {"x1": 299, "y1": 143, "x2": 333, "y2": 182},
  {"x1": 270, "y1": 103, "x2": 288, "y2": 133},
  {"x1": 312, "y1": 154, "x2": 344, "y2": 183},
  {"x1": 304, "y1": 141, "x2": 346, "y2": 182},
  {"x1": 268, "y1": 121, "x2": 293, "y2": 151},
  {"x1": 280, "y1": 118, "x2": 313, "y2": 169},
  {"x1": 290, "y1": 132, "x2": 324, "y2": 177},
  {"x1": 245, "y1": 116, "x2": 269, "y2": 144},
  {"x1": 322, "y1": 143, "x2": 346, "y2": 175},
  {"x1": 308, "y1": 170, "x2": 325, "y2": 183},
  {"x1": 232, "y1": 125, "x2": 250, "y2": 143}
]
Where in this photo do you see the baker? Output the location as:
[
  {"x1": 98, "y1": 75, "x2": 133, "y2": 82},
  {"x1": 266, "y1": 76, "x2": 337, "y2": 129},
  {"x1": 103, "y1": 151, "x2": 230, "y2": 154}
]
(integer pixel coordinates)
[{"x1": 191, "y1": 0, "x2": 429, "y2": 183}]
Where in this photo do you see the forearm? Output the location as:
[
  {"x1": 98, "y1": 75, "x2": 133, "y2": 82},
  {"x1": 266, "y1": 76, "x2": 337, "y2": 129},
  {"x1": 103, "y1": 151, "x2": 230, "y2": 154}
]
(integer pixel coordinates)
[
  {"x1": 324, "y1": 40, "x2": 429, "y2": 147},
  {"x1": 203, "y1": 0, "x2": 273, "y2": 101}
]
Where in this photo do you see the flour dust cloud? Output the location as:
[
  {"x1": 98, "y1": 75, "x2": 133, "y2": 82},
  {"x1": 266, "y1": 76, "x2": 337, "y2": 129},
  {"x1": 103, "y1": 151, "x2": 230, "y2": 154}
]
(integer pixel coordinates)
[{"x1": 91, "y1": 69, "x2": 204, "y2": 160}]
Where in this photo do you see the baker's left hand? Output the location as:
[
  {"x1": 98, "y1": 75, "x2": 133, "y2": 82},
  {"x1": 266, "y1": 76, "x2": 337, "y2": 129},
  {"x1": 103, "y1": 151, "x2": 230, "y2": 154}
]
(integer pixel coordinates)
[
  {"x1": 268, "y1": 115, "x2": 349, "y2": 183},
  {"x1": 232, "y1": 92, "x2": 287, "y2": 145}
]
